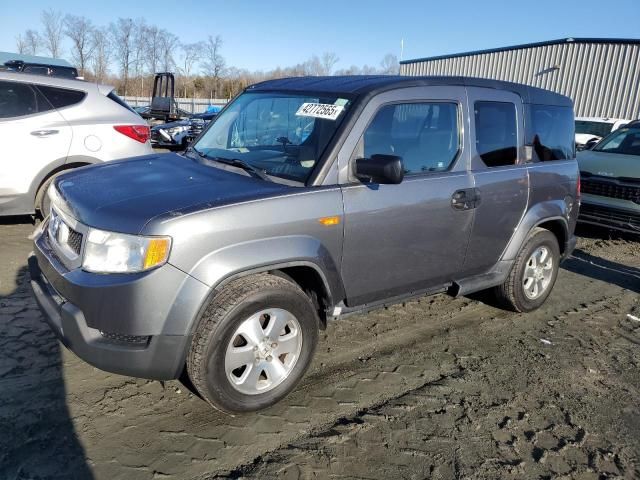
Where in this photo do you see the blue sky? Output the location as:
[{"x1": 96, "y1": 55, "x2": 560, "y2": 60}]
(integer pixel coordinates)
[{"x1": 1, "y1": 0, "x2": 639, "y2": 71}]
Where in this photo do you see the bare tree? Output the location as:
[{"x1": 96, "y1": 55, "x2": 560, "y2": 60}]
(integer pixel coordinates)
[
  {"x1": 203, "y1": 35, "x2": 225, "y2": 97},
  {"x1": 132, "y1": 19, "x2": 147, "y2": 95},
  {"x1": 110, "y1": 18, "x2": 135, "y2": 95},
  {"x1": 380, "y1": 53, "x2": 399, "y2": 75},
  {"x1": 64, "y1": 15, "x2": 95, "y2": 76},
  {"x1": 321, "y1": 52, "x2": 339, "y2": 75},
  {"x1": 21, "y1": 29, "x2": 41, "y2": 55},
  {"x1": 15, "y1": 34, "x2": 28, "y2": 54},
  {"x1": 179, "y1": 42, "x2": 204, "y2": 96},
  {"x1": 180, "y1": 42, "x2": 203, "y2": 77},
  {"x1": 159, "y1": 30, "x2": 179, "y2": 72},
  {"x1": 91, "y1": 27, "x2": 111, "y2": 82},
  {"x1": 144, "y1": 25, "x2": 162, "y2": 75},
  {"x1": 41, "y1": 9, "x2": 65, "y2": 57}
]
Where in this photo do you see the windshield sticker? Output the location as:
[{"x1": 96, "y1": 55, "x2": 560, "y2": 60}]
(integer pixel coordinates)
[{"x1": 296, "y1": 103, "x2": 345, "y2": 121}]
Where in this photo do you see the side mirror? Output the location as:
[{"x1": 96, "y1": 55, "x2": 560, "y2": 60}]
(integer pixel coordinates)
[{"x1": 355, "y1": 154, "x2": 404, "y2": 184}]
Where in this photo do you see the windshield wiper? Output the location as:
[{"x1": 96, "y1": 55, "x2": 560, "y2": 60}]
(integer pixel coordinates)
[{"x1": 206, "y1": 155, "x2": 272, "y2": 182}]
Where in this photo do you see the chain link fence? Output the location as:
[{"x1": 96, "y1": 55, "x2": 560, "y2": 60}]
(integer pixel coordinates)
[{"x1": 122, "y1": 96, "x2": 228, "y2": 114}]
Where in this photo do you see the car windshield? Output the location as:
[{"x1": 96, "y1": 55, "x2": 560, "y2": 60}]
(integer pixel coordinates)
[
  {"x1": 593, "y1": 127, "x2": 640, "y2": 156},
  {"x1": 191, "y1": 91, "x2": 352, "y2": 183},
  {"x1": 575, "y1": 120, "x2": 614, "y2": 138}
]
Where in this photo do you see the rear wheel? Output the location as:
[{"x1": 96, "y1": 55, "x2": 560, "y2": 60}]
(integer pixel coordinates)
[
  {"x1": 494, "y1": 228, "x2": 560, "y2": 312},
  {"x1": 187, "y1": 273, "x2": 319, "y2": 413}
]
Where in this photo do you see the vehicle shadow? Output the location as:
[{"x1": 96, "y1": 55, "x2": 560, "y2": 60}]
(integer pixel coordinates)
[
  {"x1": 0, "y1": 266, "x2": 93, "y2": 479},
  {"x1": 561, "y1": 249, "x2": 640, "y2": 293}
]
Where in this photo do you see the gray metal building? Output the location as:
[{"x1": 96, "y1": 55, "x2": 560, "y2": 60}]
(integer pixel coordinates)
[{"x1": 400, "y1": 38, "x2": 640, "y2": 119}]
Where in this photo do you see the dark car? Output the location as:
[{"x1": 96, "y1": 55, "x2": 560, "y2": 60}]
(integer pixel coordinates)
[
  {"x1": 30, "y1": 76, "x2": 579, "y2": 413},
  {"x1": 3, "y1": 59, "x2": 78, "y2": 79},
  {"x1": 150, "y1": 111, "x2": 218, "y2": 149}
]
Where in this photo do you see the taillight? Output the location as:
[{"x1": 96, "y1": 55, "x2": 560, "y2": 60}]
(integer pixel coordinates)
[
  {"x1": 576, "y1": 175, "x2": 581, "y2": 200},
  {"x1": 114, "y1": 125, "x2": 150, "y2": 143}
]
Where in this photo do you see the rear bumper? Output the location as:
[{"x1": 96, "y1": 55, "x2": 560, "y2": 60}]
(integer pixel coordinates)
[{"x1": 578, "y1": 202, "x2": 640, "y2": 234}]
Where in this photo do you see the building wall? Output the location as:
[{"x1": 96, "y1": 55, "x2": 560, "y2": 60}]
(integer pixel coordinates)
[{"x1": 400, "y1": 41, "x2": 640, "y2": 119}]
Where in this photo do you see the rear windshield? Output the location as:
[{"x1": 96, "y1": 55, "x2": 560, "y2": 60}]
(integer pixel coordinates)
[{"x1": 107, "y1": 91, "x2": 137, "y2": 114}]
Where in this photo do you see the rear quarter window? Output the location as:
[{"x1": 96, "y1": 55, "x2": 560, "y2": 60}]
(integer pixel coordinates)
[
  {"x1": 37, "y1": 85, "x2": 86, "y2": 109},
  {"x1": 526, "y1": 105, "x2": 575, "y2": 161},
  {"x1": 107, "y1": 91, "x2": 136, "y2": 114}
]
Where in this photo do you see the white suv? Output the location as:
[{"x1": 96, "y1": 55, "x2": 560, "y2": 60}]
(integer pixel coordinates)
[{"x1": 0, "y1": 71, "x2": 152, "y2": 216}]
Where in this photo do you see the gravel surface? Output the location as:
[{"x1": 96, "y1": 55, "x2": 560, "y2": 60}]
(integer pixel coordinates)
[{"x1": 0, "y1": 218, "x2": 638, "y2": 479}]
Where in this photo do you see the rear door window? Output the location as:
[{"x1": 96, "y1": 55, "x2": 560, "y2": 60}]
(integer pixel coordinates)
[
  {"x1": 37, "y1": 85, "x2": 86, "y2": 109},
  {"x1": 0, "y1": 80, "x2": 53, "y2": 118},
  {"x1": 474, "y1": 101, "x2": 517, "y2": 167},
  {"x1": 527, "y1": 105, "x2": 575, "y2": 161}
]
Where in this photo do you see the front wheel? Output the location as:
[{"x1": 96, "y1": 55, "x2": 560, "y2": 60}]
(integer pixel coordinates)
[
  {"x1": 494, "y1": 228, "x2": 560, "y2": 313},
  {"x1": 187, "y1": 274, "x2": 319, "y2": 413}
]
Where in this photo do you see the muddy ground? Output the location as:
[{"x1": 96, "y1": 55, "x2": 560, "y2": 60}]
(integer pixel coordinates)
[{"x1": 0, "y1": 218, "x2": 638, "y2": 480}]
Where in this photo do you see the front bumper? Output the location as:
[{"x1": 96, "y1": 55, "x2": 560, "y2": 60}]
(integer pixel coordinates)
[
  {"x1": 578, "y1": 201, "x2": 640, "y2": 234},
  {"x1": 29, "y1": 229, "x2": 210, "y2": 380}
]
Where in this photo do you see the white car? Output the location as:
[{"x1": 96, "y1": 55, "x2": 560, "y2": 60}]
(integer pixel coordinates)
[
  {"x1": 575, "y1": 117, "x2": 631, "y2": 150},
  {"x1": 0, "y1": 71, "x2": 152, "y2": 216}
]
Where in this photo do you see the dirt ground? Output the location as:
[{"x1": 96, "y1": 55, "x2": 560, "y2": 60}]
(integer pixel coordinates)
[{"x1": 0, "y1": 217, "x2": 638, "y2": 480}]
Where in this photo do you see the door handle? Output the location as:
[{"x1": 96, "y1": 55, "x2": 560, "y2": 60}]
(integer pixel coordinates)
[
  {"x1": 451, "y1": 188, "x2": 480, "y2": 210},
  {"x1": 31, "y1": 129, "x2": 59, "y2": 137}
]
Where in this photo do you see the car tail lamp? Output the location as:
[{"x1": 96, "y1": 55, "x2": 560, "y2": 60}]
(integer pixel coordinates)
[
  {"x1": 577, "y1": 175, "x2": 581, "y2": 200},
  {"x1": 114, "y1": 125, "x2": 150, "y2": 143}
]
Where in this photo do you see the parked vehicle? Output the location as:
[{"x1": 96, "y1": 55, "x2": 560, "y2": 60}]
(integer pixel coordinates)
[
  {"x1": 150, "y1": 111, "x2": 218, "y2": 149},
  {"x1": 575, "y1": 116, "x2": 631, "y2": 151},
  {"x1": 29, "y1": 76, "x2": 579, "y2": 412},
  {"x1": 577, "y1": 120, "x2": 640, "y2": 233},
  {"x1": 0, "y1": 71, "x2": 152, "y2": 216}
]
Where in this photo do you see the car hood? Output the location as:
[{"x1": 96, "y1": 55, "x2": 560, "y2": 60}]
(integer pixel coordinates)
[
  {"x1": 577, "y1": 150, "x2": 639, "y2": 179},
  {"x1": 53, "y1": 153, "x2": 293, "y2": 233},
  {"x1": 575, "y1": 133, "x2": 601, "y2": 145}
]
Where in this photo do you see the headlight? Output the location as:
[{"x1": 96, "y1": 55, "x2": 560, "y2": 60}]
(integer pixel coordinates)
[
  {"x1": 166, "y1": 126, "x2": 189, "y2": 136},
  {"x1": 82, "y1": 228, "x2": 171, "y2": 273}
]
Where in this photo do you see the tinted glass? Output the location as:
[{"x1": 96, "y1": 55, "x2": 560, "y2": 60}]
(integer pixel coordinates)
[
  {"x1": 594, "y1": 127, "x2": 640, "y2": 156},
  {"x1": 528, "y1": 105, "x2": 575, "y2": 161},
  {"x1": 108, "y1": 91, "x2": 136, "y2": 114},
  {"x1": 193, "y1": 92, "x2": 352, "y2": 183},
  {"x1": 575, "y1": 120, "x2": 613, "y2": 138},
  {"x1": 37, "y1": 85, "x2": 86, "y2": 109},
  {"x1": 357, "y1": 102, "x2": 459, "y2": 174},
  {"x1": 474, "y1": 101, "x2": 517, "y2": 167},
  {"x1": 0, "y1": 81, "x2": 38, "y2": 118}
]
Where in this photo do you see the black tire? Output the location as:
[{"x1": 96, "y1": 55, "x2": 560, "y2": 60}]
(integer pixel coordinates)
[
  {"x1": 187, "y1": 273, "x2": 319, "y2": 413},
  {"x1": 494, "y1": 227, "x2": 560, "y2": 313}
]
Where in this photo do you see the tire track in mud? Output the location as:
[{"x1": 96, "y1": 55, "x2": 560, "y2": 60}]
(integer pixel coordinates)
[{"x1": 1, "y1": 222, "x2": 639, "y2": 480}]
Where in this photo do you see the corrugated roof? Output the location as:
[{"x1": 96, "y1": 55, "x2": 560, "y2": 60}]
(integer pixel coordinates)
[
  {"x1": 400, "y1": 38, "x2": 640, "y2": 65},
  {"x1": 0, "y1": 51, "x2": 73, "y2": 67}
]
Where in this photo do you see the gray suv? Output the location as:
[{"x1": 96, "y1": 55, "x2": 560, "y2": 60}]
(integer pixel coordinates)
[{"x1": 29, "y1": 76, "x2": 579, "y2": 412}]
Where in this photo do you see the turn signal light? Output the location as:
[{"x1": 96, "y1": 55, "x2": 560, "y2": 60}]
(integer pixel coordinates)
[
  {"x1": 143, "y1": 238, "x2": 171, "y2": 269},
  {"x1": 319, "y1": 216, "x2": 341, "y2": 226},
  {"x1": 114, "y1": 125, "x2": 150, "y2": 143}
]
